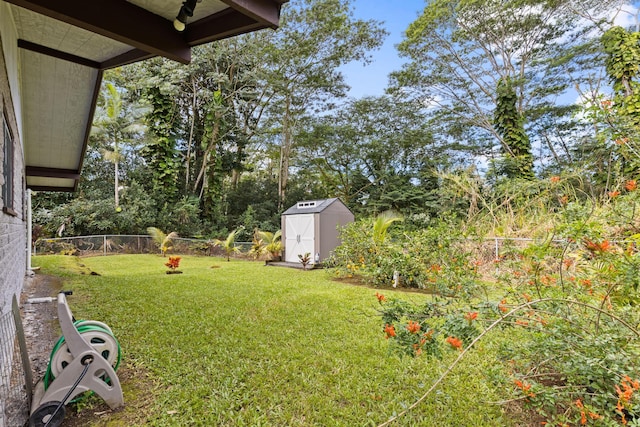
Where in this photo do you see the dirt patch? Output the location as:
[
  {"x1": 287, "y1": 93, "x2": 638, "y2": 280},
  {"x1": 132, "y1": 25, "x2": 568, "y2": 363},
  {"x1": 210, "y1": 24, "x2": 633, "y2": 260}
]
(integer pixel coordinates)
[{"x1": 21, "y1": 273, "x2": 63, "y2": 385}]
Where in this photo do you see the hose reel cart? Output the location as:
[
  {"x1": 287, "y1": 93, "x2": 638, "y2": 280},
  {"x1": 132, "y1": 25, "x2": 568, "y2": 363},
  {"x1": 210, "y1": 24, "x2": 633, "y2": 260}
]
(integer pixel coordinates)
[{"x1": 29, "y1": 291, "x2": 124, "y2": 427}]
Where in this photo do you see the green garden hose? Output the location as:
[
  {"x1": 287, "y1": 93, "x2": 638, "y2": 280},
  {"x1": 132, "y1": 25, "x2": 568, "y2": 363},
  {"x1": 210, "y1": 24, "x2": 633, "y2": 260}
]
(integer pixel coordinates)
[{"x1": 43, "y1": 320, "x2": 121, "y2": 390}]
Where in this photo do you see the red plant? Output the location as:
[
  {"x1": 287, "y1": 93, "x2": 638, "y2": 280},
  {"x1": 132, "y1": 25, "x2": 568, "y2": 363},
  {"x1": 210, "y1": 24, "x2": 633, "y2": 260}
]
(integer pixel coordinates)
[
  {"x1": 384, "y1": 324, "x2": 396, "y2": 339},
  {"x1": 464, "y1": 312, "x2": 478, "y2": 323},
  {"x1": 406, "y1": 320, "x2": 420, "y2": 334},
  {"x1": 584, "y1": 239, "x2": 611, "y2": 253},
  {"x1": 165, "y1": 256, "x2": 181, "y2": 271},
  {"x1": 445, "y1": 336, "x2": 462, "y2": 350}
]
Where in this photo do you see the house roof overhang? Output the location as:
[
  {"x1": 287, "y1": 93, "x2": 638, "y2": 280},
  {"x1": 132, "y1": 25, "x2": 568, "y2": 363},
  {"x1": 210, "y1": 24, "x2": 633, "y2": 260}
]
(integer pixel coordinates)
[{"x1": 4, "y1": 0, "x2": 286, "y2": 192}]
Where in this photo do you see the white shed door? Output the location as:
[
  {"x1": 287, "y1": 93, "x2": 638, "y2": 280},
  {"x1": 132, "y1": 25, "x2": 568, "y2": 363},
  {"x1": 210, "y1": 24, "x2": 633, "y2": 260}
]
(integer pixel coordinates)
[{"x1": 285, "y1": 214, "x2": 315, "y2": 263}]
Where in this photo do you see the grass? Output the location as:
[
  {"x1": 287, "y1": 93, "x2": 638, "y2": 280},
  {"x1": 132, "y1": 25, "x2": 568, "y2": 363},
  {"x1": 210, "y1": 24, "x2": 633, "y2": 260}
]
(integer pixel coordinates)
[{"x1": 33, "y1": 254, "x2": 514, "y2": 426}]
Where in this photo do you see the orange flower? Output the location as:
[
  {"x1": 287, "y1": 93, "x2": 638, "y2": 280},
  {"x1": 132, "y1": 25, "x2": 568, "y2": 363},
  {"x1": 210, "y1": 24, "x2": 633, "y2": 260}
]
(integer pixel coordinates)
[
  {"x1": 601, "y1": 99, "x2": 612, "y2": 108},
  {"x1": 384, "y1": 324, "x2": 396, "y2": 339},
  {"x1": 514, "y1": 379, "x2": 535, "y2": 397},
  {"x1": 626, "y1": 180, "x2": 637, "y2": 191},
  {"x1": 464, "y1": 311, "x2": 478, "y2": 322},
  {"x1": 616, "y1": 137, "x2": 629, "y2": 145},
  {"x1": 559, "y1": 195, "x2": 569, "y2": 205},
  {"x1": 522, "y1": 293, "x2": 532, "y2": 302},
  {"x1": 445, "y1": 336, "x2": 462, "y2": 350},
  {"x1": 550, "y1": 176, "x2": 561, "y2": 183},
  {"x1": 580, "y1": 411, "x2": 587, "y2": 425},
  {"x1": 375, "y1": 292, "x2": 386, "y2": 303},
  {"x1": 406, "y1": 320, "x2": 421, "y2": 334},
  {"x1": 609, "y1": 190, "x2": 620, "y2": 198},
  {"x1": 498, "y1": 299, "x2": 508, "y2": 313},
  {"x1": 584, "y1": 239, "x2": 610, "y2": 253},
  {"x1": 430, "y1": 264, "x2": 442, "y2": 272}
]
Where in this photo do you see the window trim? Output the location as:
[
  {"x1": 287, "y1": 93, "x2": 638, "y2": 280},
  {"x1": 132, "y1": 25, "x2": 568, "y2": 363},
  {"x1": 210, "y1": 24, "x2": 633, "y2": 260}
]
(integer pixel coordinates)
[{"x1": 2, "y1": 110, "x2": 15, "y2": 215}]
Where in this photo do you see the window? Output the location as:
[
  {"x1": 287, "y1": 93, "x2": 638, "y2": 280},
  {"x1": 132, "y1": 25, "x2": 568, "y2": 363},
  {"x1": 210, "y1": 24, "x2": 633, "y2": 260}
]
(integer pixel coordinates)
[
  {"x1": 2, "y1": 114, "x2": 14, "y2": 215},
  {"x1": 297, "y1": 201, "x2": 317, "y2": 209}
]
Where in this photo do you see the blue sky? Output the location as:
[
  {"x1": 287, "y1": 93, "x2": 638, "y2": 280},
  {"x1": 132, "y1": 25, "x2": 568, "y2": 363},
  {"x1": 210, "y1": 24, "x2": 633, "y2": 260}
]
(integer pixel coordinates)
[{"x1": 342, "y1": 0, "x2": 425, "y2": 98}]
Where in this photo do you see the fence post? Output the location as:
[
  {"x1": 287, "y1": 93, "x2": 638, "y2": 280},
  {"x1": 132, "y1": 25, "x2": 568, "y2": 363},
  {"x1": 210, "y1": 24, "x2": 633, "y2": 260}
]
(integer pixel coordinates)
[
  {"x1": 494, "y1": 238, "x2": 500, "y2": 274},
  {"x1": 12, "y1": 295, "x2": 32, "y2": 405},
  {"x1": 104, "y1": 235, "x2": 107, "y2": 256}
]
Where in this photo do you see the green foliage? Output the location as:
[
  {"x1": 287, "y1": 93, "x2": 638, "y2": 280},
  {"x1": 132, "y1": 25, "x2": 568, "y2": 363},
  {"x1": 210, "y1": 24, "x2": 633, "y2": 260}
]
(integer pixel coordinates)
[
  {"x1": 331, "y1": 216, "x2": 479, "y2": 296},
  {"x1": 249, "y1": 229, "x2": 282, "y2": 260},
  {"x1": 493, "y1": 77, "x2": 534, "y2": 179},
  {"x1": 146, "y1": 227, "x2": 178, "y2": 257},
  {"x1": 298, "y1": 252, "x2": 312, "y2": 269},
  {"x1": 213, "y1": 227, "x2": 243, "y2": 261},
  {"x1": 375, "y1": 178, "x2": 640, "y2": 426}
]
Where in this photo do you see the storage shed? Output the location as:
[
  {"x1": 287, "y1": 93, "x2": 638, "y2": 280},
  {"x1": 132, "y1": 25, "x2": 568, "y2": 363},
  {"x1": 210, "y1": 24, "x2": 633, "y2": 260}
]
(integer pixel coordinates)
[{"x1": 281, "y1": 198, "x2": 354, "y2": 264}]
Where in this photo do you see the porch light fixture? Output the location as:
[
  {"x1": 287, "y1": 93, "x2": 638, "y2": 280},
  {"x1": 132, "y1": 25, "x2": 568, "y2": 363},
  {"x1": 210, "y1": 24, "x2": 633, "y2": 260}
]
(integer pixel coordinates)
[{"x1": 174, "y1": 0, "x2": 200, "y2": 32}]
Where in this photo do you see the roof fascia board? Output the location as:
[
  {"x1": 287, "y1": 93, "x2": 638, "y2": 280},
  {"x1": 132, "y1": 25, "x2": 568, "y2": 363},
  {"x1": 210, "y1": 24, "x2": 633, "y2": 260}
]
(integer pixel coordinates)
[
  {"x1": 27, "y1": 185, "x2": 75, "y2": 192},
  {"x1": 5, "y1": 0, "x2": 191, "y2": 64},
  {"x1": 186, "y1": 10, "x2": 264, "y2": 46},
  {"x1": 100, "y1": 49, "x2": 155, "y2": 70},
  {"x1": 74, "y1": 69, "x2": 104, "y2": 191},
  {"x1": 221, "y1": 0, "x2": 281, "y2": 28},
  {"x1": 25, "y1": 167, "x2": 81, "y2": 179}
]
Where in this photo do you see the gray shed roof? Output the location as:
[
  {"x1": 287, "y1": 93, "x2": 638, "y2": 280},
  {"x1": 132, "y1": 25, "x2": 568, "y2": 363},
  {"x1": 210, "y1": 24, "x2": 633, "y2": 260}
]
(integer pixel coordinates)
[{"x1": 282, "y1": 198, "x2": 351, "y2": 215}]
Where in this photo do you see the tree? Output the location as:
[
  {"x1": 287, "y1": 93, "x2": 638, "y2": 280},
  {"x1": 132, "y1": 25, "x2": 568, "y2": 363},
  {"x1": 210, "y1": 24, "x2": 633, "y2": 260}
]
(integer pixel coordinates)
[
  {"x1": 601, "y1": 25, "x2": 640, "y2": 174},
  {"x1": 256, "y1": 0, "x2": 387, "y2": 210},
  {"x1": 92, "y1": 80, "x2": 146, "y2": 209},
  {"x1": 297, "y1": 95, "x2": 440, "y2": 214},
  {"x1": 493, "y1": 76, "x2": 534, "y2": 179},
  {"x1": 147, "y1": 227, "x2": 178, "y2": 256},
  {"x1": 213, "y1": 227, "x2": 244, "y2": 261},
  {"x1": 391, "y1": 0, "x2": 622, "y2": 173}
]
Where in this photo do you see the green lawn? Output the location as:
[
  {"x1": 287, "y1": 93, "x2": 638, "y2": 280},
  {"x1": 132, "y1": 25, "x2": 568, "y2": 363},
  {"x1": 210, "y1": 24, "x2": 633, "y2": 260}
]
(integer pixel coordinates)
[{"x1": 32, "y1": 255, "x2": 513, "y2": 426}]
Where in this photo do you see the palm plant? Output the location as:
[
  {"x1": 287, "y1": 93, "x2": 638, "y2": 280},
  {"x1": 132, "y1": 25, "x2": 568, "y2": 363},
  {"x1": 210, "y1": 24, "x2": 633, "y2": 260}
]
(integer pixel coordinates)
[
  {"x1": 92, "y1": 82, "x2": 147, "y2": 210},
  {"x1": 256, "y1": 229, "x2": 282, "y2": 260},
  {"x1": 147, "y1": 227, "x2": 178, "y2": 257},
  {"x1": 372, "y1": 210, "x2": 403, "y2": 247},
  {"x1": 213, "y1": 227, "x2": 243, "y2": 261}
]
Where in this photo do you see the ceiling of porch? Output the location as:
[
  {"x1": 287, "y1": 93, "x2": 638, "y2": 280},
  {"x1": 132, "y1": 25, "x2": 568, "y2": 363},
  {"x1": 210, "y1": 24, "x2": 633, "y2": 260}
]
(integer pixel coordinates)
[{"x1": 3, "y1": 0, "x2": 286, "y2": 191}]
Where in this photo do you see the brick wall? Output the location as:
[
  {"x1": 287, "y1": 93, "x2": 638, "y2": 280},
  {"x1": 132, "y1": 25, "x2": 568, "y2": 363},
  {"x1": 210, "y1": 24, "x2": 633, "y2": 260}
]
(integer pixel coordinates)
[{"x1": 0, "y1": 6, "x2": 26, "y2": 316}]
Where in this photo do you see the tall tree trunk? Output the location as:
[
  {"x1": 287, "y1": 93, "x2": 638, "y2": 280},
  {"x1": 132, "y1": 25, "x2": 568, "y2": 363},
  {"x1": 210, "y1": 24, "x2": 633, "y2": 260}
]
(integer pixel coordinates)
[
  {"x1": 278, "y1": 96, "x2": 292, "y2": 211},
  {"x1": 186, "y1": 77, "x2": 197, "y2": 190},
  {"x1": 114, "y1": 139, "x2": 120, "y2": 208}
]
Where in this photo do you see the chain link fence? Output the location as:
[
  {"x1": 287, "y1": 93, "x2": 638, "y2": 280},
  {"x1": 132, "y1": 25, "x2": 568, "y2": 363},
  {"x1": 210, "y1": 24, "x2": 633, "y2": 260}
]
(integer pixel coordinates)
[
  {"x1": 34, "y1": 235, "x2": 253, "y2": 258},
  {"x1": 0, "y1": 296, "x2": 31, "y2": 427}
]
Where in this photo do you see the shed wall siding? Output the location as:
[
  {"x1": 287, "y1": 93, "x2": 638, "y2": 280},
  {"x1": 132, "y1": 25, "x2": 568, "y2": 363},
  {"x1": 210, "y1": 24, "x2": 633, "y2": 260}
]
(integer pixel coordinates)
[{"x1": 0, "y1": 8, "x2": 26, "y2": 315}]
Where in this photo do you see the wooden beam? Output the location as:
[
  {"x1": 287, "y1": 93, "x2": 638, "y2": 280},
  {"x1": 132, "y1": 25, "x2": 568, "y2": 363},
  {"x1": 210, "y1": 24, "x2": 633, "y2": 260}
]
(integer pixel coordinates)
[
  {"x1": 5, "y1": 0, "x2": 191, "y2": 64},
  {"x1": 18, "y1": 39, "x2": 101, "y2": 68},
  {"x1": 100, "y1": 49, "x2": 155, "y2": 70},
  {"x1": 186, "y1": 9, "x2": 266, "y2": 46},
  {"x1": 26, "y1": 185, "x2": 75, "y2": 192},
  {"x1": 26, "y1": 166, "x2": 81, "y2": 179},
  {"x1": 222, "y1": 0, "x2": 282, "y2": 28}
]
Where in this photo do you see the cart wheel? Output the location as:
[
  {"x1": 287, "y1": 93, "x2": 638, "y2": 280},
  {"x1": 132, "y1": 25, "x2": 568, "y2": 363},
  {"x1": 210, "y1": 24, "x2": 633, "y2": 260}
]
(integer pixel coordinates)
[{"x1": 29, "y1": 401, "x2": 66, "y2": 427}]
